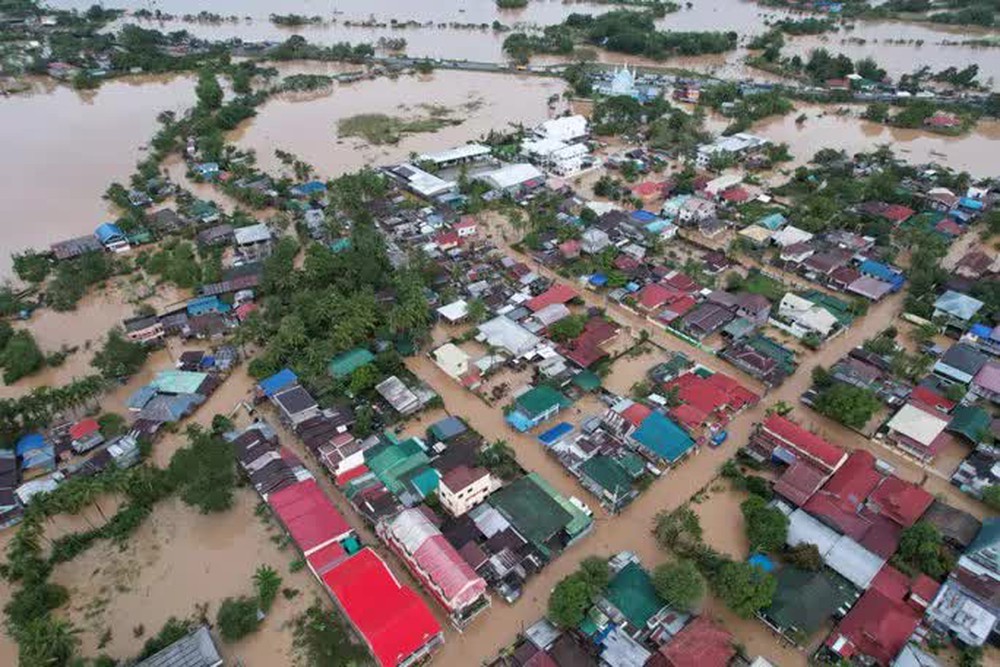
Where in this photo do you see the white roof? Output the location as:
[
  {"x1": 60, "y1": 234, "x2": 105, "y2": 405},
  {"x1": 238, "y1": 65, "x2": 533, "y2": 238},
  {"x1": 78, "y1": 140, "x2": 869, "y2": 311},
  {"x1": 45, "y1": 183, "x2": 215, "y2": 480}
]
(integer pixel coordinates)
[
  {"x1": 375, "y1": 375, "x2": 420, "y2": 413},
  {"x1": 738, "y1": 224, "x2": 774, "y2": 243},
  {"x1": 522, "y1": 137, "x2": 569, "y2": 158},
  {"x1": 703, "y1": 173, "x2": 742, "y2": 196},
  {"x1": 482, "y1": 163, "x2": 544, "y2": 190},
  {"x1": 436, "y1": 299, "x2": 469, "y2": 323},
  {"x1": 433, "y1": 343, "x2": 470, "y2": 379},
  {"x1": 532, "y1": 303, "x2": 571, "y2": 327},
  {"x1": 779, "y1": 293, "x2": 839, "y2": 336},
  {"x1": 418, "y1": 143, "x2": 490, "y2": 165},
  {"x1": 536, "y1": 114, "x2": 588, "y2": 142},
  {"x1": 394, "y1": 163, "x2": 456, "y2": 197},
  {"x1": 771, "y1": 225, "x2": 814, "y2": 247},
  {"x1": 477, "y1": 315, "x2": 540, "y2": 357},
  {"x1": 586, "y1": 201, "x2": 621, "y2": 215},
  {"x1": 886, "y1": 403, "x2": 948, "y2": 446},
  {"x1": 385, "y1": 507, "x2": 441, "y2": 554},
  {"x1": 787, "y1": 509, "x2": 885, "y2": 589},
  {"x1": 233, "y1": 223, "x2": 271, "y2": 245}
]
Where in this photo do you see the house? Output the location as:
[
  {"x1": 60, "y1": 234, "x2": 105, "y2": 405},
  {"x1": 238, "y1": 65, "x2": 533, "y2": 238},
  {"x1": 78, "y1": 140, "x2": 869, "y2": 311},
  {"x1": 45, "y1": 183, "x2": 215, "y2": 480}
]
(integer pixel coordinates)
[
  {"x1": 50, "y1": 235, "x2": 102, "y2": 261},
  {"x1": 148, "y1": 208, "x2": 191, "y2": 234},
  {"x1": 526, "y1": 284, "x2": 577, "y2": 312},
  {"x1": 535, "y1": 114, "x2": 589, "y2": 143},
  {"x1": 971, "y1": 361, "x2": 1000, "y2": 404},
  {"x1": 761, "y1": 566, "x2": 860, "y2": 646},
  {"x1": 776, "y1": 293, "x2": 840, "y2": 339},
  {"x1": 521, "y1": 137, "x2": 589, "y2": 176},
  {"x1": 921, "y1": 500, "x2": 982, "y2": 551},
  {"x1": 680, "y1": 303, "x2": 735, "y2": 340},
  {"x1": 649, "y1": 616, "x2": 734, "y2": 667},
  {"x1": 955, "y1": 250, "x2": 998, "y2": 280},
  {"x1": 320, "y1": 548, "x2": 445, "y2": 667},
  {"x1": 677, "y1": 197, "x2": 717, "y2": 225},
  {"x1": 376, "y1": 376, "x2": 424, "y2": 415},
  {"x1": 933, "y1": 290, "x2": 984, "y2": 330},
  {"x1": 134, "y1": 625, "x2": 222, "y2": 667},
  {"x1": 233, "y1": 223, "x2": 273, "y2": 261},
  {"x1": 507, "y1": 386, "x2": 569, "y2": 432},
  {"x1": 69, "y1": 418, "x2": 104, "y2": 454},
  {"x1": 478, "y1": 316, "x2": 540, "y2": 359},
  {"x1": 95, "y1": 222, "x2": 130, "y2": 252},
  {"x1": 695, "y1": 132, "x2": 768, "y2": 169},
  {"x1": 289, "y1": 180, "x2": 327, "y2": 198},
  {"x1": 803, "y1": 450, "x2": 933, "y2": 559},
  {"x1": 721, "y1": 334, "x2": 797, "y2": 387},
  {"x1": 385, "y1": 163, "x2": 456, "y2": 199},
  {"x1": 439, "y1": 465, "x2": 498, "y2": 517},
  {"x1": 328, "y1": 348, "x2": 375, "y2": 381},
  {"x1": 771, "y1": 225, "x2": 813, "y2": 247},
  {"x1": 630, "y1": 412, "x2": 694, "y2": 465},
  {"x1": 738, "y1": 225, "x2": 774, "y2": 246},
  {"x1": 454, "y1": 216, "x2": 477, "y2": 238},
  {"x1": 708, "y1": 291, "x2": 771, "y2": 325},
  {"x1": 197, "y1": 224, "x2": 234, "y2": 248},
  {"x1": 417, "y1": 143, "x2": 491, "y2": 169},
  {"x1": 824, "y1": 565, "x2": 939, "y2": 667},
  {"x1": 885, "y1": 402, "x2": 951, "y2": 462},
  {"x1": 433, "y1": 343, "x2": 472, "y2": 382},
  {"x1": 934, "y1": 343, "x2": 988, "y2": 385},
  {"x1": 581, "y1": 228, "x2": 612, "y2": 254},
  {"x1": 848, "y1": 275, "x2": 895, "y2": 302},
  {"x1": 123, "y1": 314, "x2": 165, "y2": 344},
  {"x1": 480, "y1": 163, "x2": 545, "y2": 193},
  {"x1": 559, "y1": 316, "x2": 619, "y2": 368},
  {"x1": 272, "y1": 385, "x2": 320, "y2": 426},
  {"x1": 597, "y1": 556, "x2": 669, "y2": 639},
  {"x1": 749, "y1": 415, "x2": 847, "y2": 473},
  {"x1": 378, "y1": 508, "x2": 490, "y2": 627}
]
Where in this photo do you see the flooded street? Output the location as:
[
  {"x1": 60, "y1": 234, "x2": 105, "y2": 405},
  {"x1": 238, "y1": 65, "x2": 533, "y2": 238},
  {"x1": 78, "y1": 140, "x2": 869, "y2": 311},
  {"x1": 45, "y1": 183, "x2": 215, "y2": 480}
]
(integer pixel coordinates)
[
  {"x1": 0, "y1": 75, "x2": 196, "y2": 275},
  {"x1": 230, "y1": 69, "x2": 565, "y2": 177}
]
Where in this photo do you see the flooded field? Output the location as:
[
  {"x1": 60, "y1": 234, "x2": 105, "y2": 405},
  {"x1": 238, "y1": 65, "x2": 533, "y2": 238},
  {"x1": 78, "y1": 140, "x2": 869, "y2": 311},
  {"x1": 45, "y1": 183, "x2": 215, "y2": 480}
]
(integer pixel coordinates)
[
  {"x1": 230, "y1": 68, "x2": 566, "y2": 177},
  {"x1": 0, "y1": 75, "x2": 196, "y2": 275}
]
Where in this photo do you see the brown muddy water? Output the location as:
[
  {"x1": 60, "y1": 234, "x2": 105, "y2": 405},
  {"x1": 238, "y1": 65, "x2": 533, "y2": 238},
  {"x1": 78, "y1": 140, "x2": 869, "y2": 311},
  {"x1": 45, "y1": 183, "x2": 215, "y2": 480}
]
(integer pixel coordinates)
[
  {"x1": 0, "y1": 74, "x2": 196, "y2": 276},
  {"x1": 229, "y1": 68, "x2": 567, "y2": 177},
  {"x1": 706, "y1": 102, "x2": 1000, "y2": 176}
]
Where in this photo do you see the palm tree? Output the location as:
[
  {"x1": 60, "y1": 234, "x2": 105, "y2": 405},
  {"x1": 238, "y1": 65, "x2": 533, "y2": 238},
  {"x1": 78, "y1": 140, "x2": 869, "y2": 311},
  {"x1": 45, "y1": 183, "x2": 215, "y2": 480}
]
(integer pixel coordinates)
[{"x1": 253, "y1": 565, "x2": 282, "y2": 612}]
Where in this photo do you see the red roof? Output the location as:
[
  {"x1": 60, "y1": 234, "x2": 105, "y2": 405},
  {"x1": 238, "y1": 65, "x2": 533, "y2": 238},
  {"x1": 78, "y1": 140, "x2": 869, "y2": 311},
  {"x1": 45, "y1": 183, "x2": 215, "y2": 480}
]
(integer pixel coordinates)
[
  {"x1": 559, "y1": 239, "x2": 581, "y2": 256},
  {"x1": 637, "y1": 283, "x2": 674, "y2": 310},
  {"x1": 632, "y1": 181, "x2": 665, "y2": 198},
  {"x1": 335, "y1": 464, "x2": 369, "y2": 487},
  {"x1": 665, "y1": 372, "x2": 756, "y2": 421},
  {"x1": 527, "y1": 284, "x2": 578, "y2": 312},
  {"x1": 704, "y1": 373, "x2": 759, "y2": 409},
  {"x1": 761, "y1": 415, "x2": 846, "y2": 471},
  {"x1": 435, "y1": 231, "x2": 460, "y2": 248},
  {"x1": 235, "y1": 302, "x2": 258, "y2": 321},
  {"x1": 935, "y1": 218, "x2": 964, "y2": 237},
  {"x1": 620, "y1": 403, "x2": 653, "y2": 428},
  {"x1": 454, "y1": 216, "x2": 477, "y2": 230},
  {"x1": 614, "y1": 254, "x2": 641, "y2": 272},
  {"x1": 659, "y1": 617, "x2": 735, "y2": 667},
  {"x1": 268, "y1": 479, "x2": 352, "y2": 555},
  {"x1": 662, "y1": 272, "x2": 700, "y2": 294},
  {"x1": 720, "y1": 186, "x2": 749, "y2": 203},
  {"x1": 306, "y1": 540, "x2": 348, "y2": 577},
  {"x1": 69, "y1": 418, "x2": 100, "y2": 441},
  {"x1": 559, "y1": 317, "x2": 618, "y2": 368},
  {"x1": 322, "y1": 549, "x2": 442, "y2": 667},
  {"x1": 909, "y1": 385, "x2": 955, "y2": 413},
  {"x1": 825, "y1": 565, "x2": 939, "y2": 666},
  {"x1": 868, "y1": 476, "x2": 933, "y2": 529},
  {"x1": 669, "y1": 403, "x2": 710, "y2": 431},
  {"x1": 774, "y1": 459, "x2": 828, "y2": 506}
]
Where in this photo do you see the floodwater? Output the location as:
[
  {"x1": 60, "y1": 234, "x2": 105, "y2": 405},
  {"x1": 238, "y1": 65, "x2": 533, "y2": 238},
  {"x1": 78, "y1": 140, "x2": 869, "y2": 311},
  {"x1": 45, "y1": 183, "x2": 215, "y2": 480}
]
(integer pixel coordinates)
[
  {"x1": 0, "y1": 75, "x2": 196, "y2": 276},
  {"x1": 706, "y1": 103, "x2": 1000, "y2": 176},
  {"x1": 230, "y1": 68, "x2": 566, "y2": 177},
  {"x1": 49, "y1": 489, "x2": 322, "y2": 663}
]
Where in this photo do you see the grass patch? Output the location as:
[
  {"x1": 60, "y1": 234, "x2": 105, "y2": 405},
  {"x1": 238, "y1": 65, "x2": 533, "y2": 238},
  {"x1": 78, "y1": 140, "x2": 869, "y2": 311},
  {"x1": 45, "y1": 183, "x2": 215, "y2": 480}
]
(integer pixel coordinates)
[{"x1": 337, "y1": 108, "x2": 463, "y2": 144}]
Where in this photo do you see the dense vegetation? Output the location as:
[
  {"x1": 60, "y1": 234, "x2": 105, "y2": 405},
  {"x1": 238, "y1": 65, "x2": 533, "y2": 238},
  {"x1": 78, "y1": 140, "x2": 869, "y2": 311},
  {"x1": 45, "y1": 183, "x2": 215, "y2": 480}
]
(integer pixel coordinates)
[{"x1": 547, "y1": 556, "x2": 611, "y2": 627}]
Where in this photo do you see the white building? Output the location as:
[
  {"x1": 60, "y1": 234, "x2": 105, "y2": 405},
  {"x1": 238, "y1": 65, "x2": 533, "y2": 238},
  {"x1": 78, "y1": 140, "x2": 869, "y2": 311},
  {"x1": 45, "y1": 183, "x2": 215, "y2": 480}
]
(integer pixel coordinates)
[
  {"x1": 233, "y1": 223, "x2": 274, "y2": 261},
  {"x1": 433, "y1": 343, "x2": 471, "y2": 381},
  {"x1": 439, "y1": 465, "x2": 499, "y2": 517},
  {"x1": 677, "y1": 197, "x2": 717, "y2": 225},
  {"x1": 535, "y1": 115, "x2": 589, "y2": 143},
  {"x1": 417, "y1": 143, "x2": 491, "y2": 169},
  {"x1": 480, "y1": 163, "x2": 544, "y2": 192},
  {"x1": 776, "y1": 293, "x2": 839, "y2": 339},
  {"x1": 696, "y1": 133, "x2": 769, "y2": 169},
  {"x1": 386, "y1": 164, "x2": 457, "y2": 198},
  {"x1": 521, "y1": 137, "x2": 589, "y2": 176}
]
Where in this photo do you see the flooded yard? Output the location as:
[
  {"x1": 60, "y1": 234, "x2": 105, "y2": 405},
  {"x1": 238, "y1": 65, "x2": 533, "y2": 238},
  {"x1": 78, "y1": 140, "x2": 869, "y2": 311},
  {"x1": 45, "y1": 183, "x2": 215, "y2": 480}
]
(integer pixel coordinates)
[{"x1": 691, "y1": 483, "x2": 751, "y2": 560}]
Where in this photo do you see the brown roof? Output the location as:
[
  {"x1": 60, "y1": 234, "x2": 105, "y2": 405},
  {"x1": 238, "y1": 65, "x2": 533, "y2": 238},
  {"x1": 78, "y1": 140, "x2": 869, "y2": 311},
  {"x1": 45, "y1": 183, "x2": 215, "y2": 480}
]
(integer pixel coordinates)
[{"x1": 441, "y1": 465, "x2": 489, "y2": 493}]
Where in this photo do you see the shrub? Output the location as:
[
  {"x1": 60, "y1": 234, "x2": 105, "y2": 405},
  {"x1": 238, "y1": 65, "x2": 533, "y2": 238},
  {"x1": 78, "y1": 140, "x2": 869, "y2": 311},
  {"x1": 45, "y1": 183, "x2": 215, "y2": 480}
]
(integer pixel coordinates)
[{"x1": 216, "y1": 596, "x2": 261, "y2": 642}]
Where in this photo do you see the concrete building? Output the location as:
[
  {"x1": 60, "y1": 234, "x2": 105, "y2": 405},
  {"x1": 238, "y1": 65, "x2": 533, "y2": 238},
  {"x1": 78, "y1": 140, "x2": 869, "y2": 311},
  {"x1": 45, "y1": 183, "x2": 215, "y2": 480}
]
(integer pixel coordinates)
[
  {"x1": 696, "y1": 133, "x2": 769, "y2": 169},
  {"x1": 439, "y1": 465, "x2": 498, "y2": 517},
  {"x1": 535, "y1": 115, "x2": 589, "y2": 143}
]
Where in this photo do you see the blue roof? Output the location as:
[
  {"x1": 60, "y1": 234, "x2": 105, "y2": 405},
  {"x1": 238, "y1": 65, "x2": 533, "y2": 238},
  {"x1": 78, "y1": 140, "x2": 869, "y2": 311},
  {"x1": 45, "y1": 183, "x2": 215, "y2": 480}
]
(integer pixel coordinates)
[
  {"x1": 259, "y1": 368, "x2": 298, "y2": 397},
  {"x1": 127, "y1": 385, "x2": 158, "y2": 410},
  {"x1": 859, "y1": 260, "x2": 904, "y2": 287},
  {"x1": 631, "y1": 412, "x2": 694, "y2": 463},
  {"x1": 15, "y1": 433, "x2": 46, "y2": 456},
  {"x1": 758, "y1": 213, "x2": 787, "y2": 230},
  {"x1": 95, "y1": 222, "x2": 125, "y2": 243},
  {"x1": 645, "y1": 219, "x2": 670, "y2": 234},
  {"x1": 186, "y1": 296, "x2": 231, "y2": 316},
  {"x1": 631, "y1": 210, "x2": 658, "y2": 223},
  {"x1": 970, "y1": 323, "x2": 993, "y2": 339},
  {"x1": 291, "y1": 180, "x2": 327, "y2": 196},
  {"x1": 539, "y1": 422, "x2": 573, "y2": 446},
  {"x1": 959, "y1": 197, "x2": 984, "y2": 211},
  {"x1": 590, "y1": 273, "x2": 609, "y2": 286},
  {"x1": 505, "y1": 410, "x2": 535, "y2": 433}
]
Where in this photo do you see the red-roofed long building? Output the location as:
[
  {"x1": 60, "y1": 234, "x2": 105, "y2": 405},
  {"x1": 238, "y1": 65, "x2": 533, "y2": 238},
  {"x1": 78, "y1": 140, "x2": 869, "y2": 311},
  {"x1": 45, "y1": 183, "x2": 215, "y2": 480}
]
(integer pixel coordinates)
[
  {"x1": 322, "y1": 548, "x2": 444, "y2": 667},
  {"x1": 267, "y1": 478, "x2": 353, "y2": 557},
  {"x1": 649, "y1": 616, "x2": 735, "y2": 667},
  {"x1": 527, "y1": 284, "x2": 578, "y2": 312},
  {"x1": 377, "y1": 507, "x2": 490, "y2": 628},
  {"x1": 752, "y1": 415, "x2": 847, "y2": 473}
]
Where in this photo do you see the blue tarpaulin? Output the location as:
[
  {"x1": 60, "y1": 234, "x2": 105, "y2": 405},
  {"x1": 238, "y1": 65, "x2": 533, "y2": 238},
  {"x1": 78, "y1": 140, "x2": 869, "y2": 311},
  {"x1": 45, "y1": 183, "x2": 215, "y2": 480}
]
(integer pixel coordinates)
[
  {"x1": 259, "y1": 368, "x2": 298, "y2": 397},
  {"x1": 589, "y1": 273, "x2": 608, "y2": 287},
  {"x1": 748, "y1": 553, "x2": 775, "y2": 572},
  {"x1": 15, "y1": 433, "x2": 46, "y2": 456},
  {"x1": 539, "y1": 422, "x2": 573, "y2": 446}
]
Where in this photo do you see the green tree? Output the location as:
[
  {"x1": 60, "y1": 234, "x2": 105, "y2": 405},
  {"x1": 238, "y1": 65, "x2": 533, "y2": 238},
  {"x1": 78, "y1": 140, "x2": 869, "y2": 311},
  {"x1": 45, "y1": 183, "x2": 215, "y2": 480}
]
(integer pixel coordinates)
[
  {"x1": 897, "y1": 522, "x2": 953, "y2": 580},
  {"x1": 169, "y1": 425, "x2": 236, "y2": 514},
  {"x1": 1, "y1": 330, "x2": 45, "y2": 384},
  {"x1": 579, "y1": 556, "x2": 611, "y2": 592},
  {"x1": 14, "y1": 616, "x2": 79, "y2": 667},
  {"x1": 465, "y1": 298, "x2": 489, "y2": 324},
  {"x1": 196, "y1": 68, "x2": 223, "y2": 110},
  {"x1": 785, "y1": 543, "x2": 823, "y2": 571},
  {"x1": 547, "y1": 314, "x2": 587, "y2": 342},
  {"x1": 292, "y1": 601, "x2": 369, "y2": 667},
  {"x1": 91, "y1": 328, "x2": 149, "y2": 380},
  {"x1": 254, "y1": 565, "x2": 282, "y2": 612},
  {"x1": 813, "y1": 383, "x2": 881, "y2": 430},
  {"x1": 741, "y1": 495, "x2": 788, "y2": 553},
  {"x1": 711, "y1": 561, "x2": 777, "y2": 618},
  {"x1": 982, "y1": 485, "x2": 1000, "y2": 511},
  {"x1": 652, "y1": 559, "x2": 704, "y2": 611},
  {"x1": 548, "y1": 573, "x2": 593, "y2": 628},
  {"x1": 12, "y1": 251, "x2": 51, "y2": 284},
  {"x1": 216, "y1": 596, "x2": 261, "y2": 642},
  {"x1": 653, "y1": 505, "x2": 703, "y2": 550}
]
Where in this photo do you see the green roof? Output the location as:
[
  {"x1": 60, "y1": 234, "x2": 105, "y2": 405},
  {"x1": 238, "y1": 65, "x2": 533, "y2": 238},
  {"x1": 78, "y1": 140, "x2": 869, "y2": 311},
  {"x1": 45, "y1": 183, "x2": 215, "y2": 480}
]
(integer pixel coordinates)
[
  {"x1": 533, "y1": 473, "x2": 591, "y2": 538},
  {"x1": 328, "y1": 348, "x2": 375, "y2": 379},
  {"x1": 580, "y1": 456, "x2": 632, "y2": 498},
  {"x1": 572, "y1": 370, "x2": 602, "y2": 392},
  {"x1": 800, "y1": 290, "x2": 855, "y2": 326},
  {"x1": 151, "y1": 370, "x2": 208, "y2": 395},
  {"x1": 405, "y1": 465, "x2": 440, "y2": 498},
  {"x1": 618, "y1": 452, "x2": 647, "y2": 479},
  {"x1": 515, "y1": 386, "x2": 571, "y2": 420},
  {"x1": 746, "y1": 335, "x2": 797, "y2": 372},
  {"x1": 966, "y1": 518, "x2": 1000, "y2": 574},
  {"x1": 765, "y1": 567, "x2": 859, "y2": 639},
  {"x1": 489, "y1": 473, "x2": 573, "y2": 553},
  {"x1": 364, "y1": 437, "x2": 430, "y2": 496},
  {"x1": 603, "y1": 562, "x2": 665, "y2": 631},
  {"x1": 947, "y1": 405, "x2": 991, "y2": 444}
]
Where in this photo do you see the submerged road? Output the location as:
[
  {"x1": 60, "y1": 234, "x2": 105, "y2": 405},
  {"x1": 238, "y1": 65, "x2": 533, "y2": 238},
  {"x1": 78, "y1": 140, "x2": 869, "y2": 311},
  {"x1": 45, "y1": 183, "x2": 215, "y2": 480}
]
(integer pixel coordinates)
[{"x1": 420, "y1": 214, "x2": 990, "y2": 666}]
